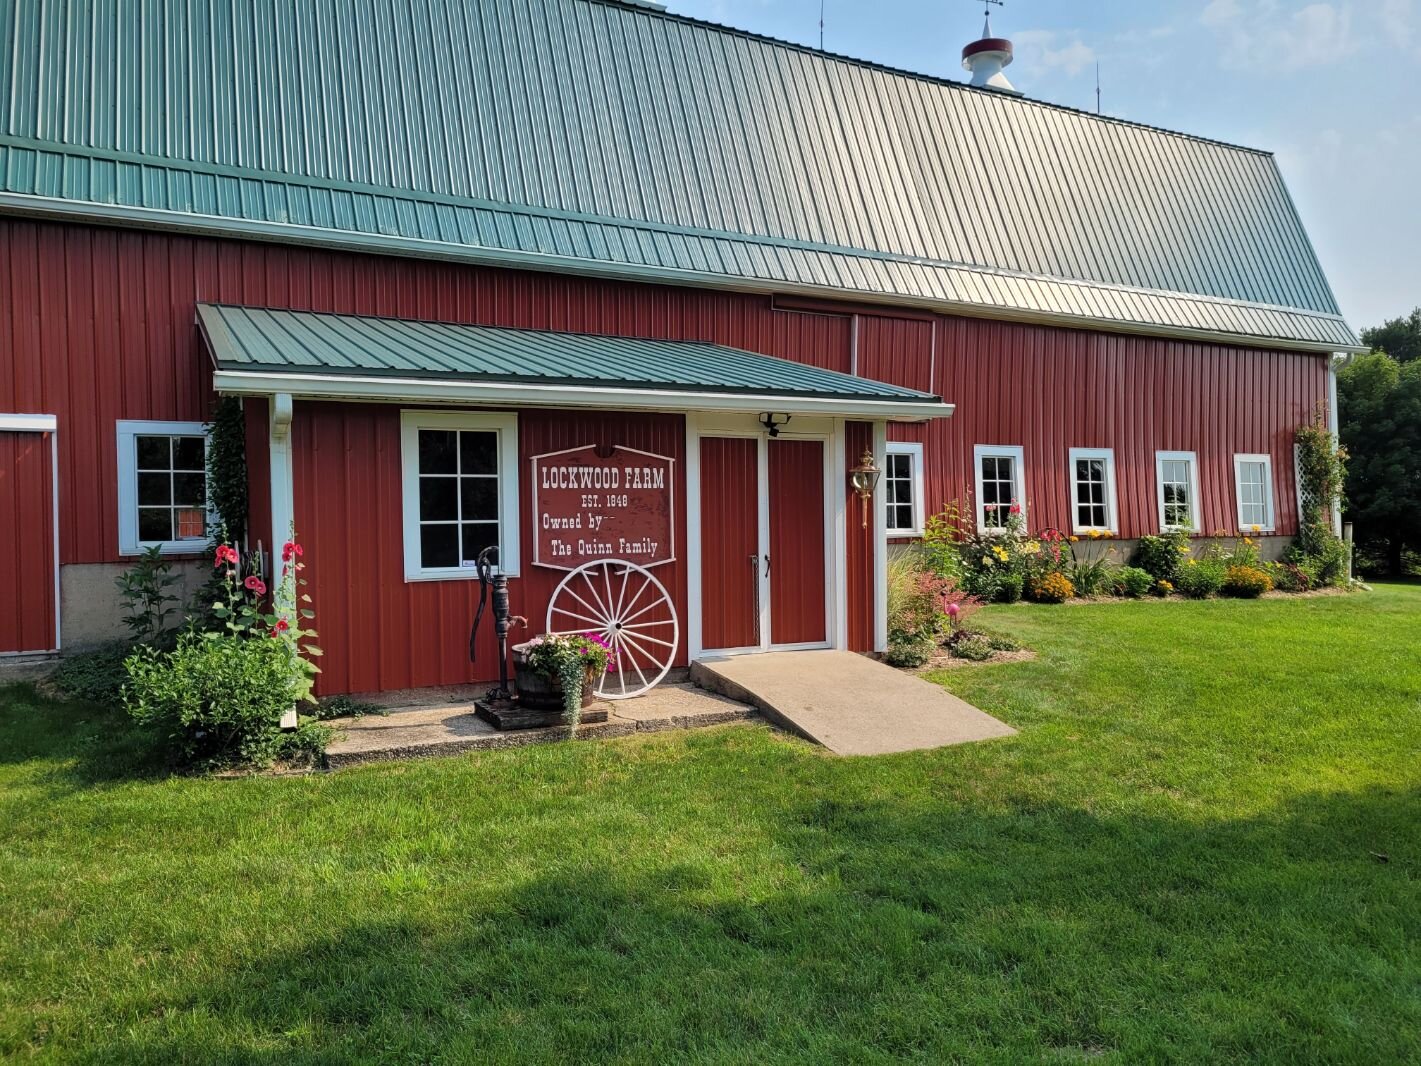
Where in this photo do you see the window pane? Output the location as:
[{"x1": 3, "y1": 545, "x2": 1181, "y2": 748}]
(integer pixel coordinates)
[
  {"x1": 138, "y1": 507, "x2": 173, "y2": 541},
  {"x1": 172, "y1": 472, "x2": 205, "y2": 507},
  {"x1": 460, "y1": 477, "x2": 498, "y2": 521},
  {"x1": 172, "y1": 437, "x2": 206, "y2": 471},
  {"x1": 135, "y1": 436, "x2": 170, "y2": 469},
  {"x1": 896, "y1": 504, "x2": 914, "y2": 529},
  {"x1": 459, "y1": 431, "x2": 498, "y2": 476},
  {"x1": 420, "y1": 524, "x2": 459, "y2": 569},
  {"x1": 461, "y1": 522, "x2": 499, "y2": 564},
  {"x1": 418, "y1": 430, "x2": 458, "y2": 474},
  {"x1": 137, "y1": 472, "x2": 171, "y2": 505},
  {"x1": 176, "y1": 508, "x2": 207, "y2": 539},
  {"x1": 419, "y1": 476, "x2": 457, "y2": 521}
]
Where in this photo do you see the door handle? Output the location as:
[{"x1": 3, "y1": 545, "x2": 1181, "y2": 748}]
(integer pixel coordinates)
[{"x1": 763, "y1": 554, "x2": 771, "y2": 577}]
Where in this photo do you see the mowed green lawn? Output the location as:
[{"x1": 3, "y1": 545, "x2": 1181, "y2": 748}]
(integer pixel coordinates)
[{"x1": 2, "y1": 587, "x2": 1419, "y2": 1063}]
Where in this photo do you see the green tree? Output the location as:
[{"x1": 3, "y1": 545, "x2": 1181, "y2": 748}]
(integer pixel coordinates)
[
  {"x1": 1361, "y1": 307, "x2": 1421, "y2": 364},
  {"x1": 1337, "y1": 352, "x2": 1421, "y2": 573}
]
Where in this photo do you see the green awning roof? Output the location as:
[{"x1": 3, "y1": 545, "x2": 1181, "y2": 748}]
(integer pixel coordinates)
[{"x1": 199, "y1": 304, "x2": 952, "y2": 421}]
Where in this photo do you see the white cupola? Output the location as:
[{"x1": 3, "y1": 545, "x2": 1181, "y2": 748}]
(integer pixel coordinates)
[{"x1": 961, "y1": 12, "x2": 1021, "y2": 95}]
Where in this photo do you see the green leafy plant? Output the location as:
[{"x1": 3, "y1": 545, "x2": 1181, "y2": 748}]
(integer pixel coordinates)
[
  {"x1": 1175, "y1": 558, "x2": 1226, "y2": 599},
  {"x1": 996, "y1": 571, "x2": 1024, "y2": 604},
  {"x1": 51, "y1": 644, "x2": 132, "y2": 705},
  {"x1": 949, "y1": 634, "x2": 994, "y2": 661},
  {"x1": 884, "y1": 634, "x2": 935, "y2": 668},
  {"x1": 115, "y1": 546, "x2": 184, "y2": 645},
  {"x1": 1294, "y1": 408, "x2": 1351, "y2": 585},
  {"x1": 205, "y1": 397, "x2": 249, "y2": 544},
  {"x1": 312, "y1": 695, "x2": 386, "y2": 721},
  {"x1": 123, "y1": 632, "x2": 305, "y2": 769},
  {"x1": 1133, "y1": 530, "x2": 1193, "y2": 584},
  {"x1": 1112, "y1": 566, "x2": 1155, "y2": 599},
  {"x1": 519, "y1": 633, "x2": 614, "y2": 726},
  {"x1": 983, "y1": 632, "x2": 1022, "y2": 652},
  {"x1": 920, "y1": 502, "x2": 969, "y2": 580},
  {"x1": 1223, "y1": 565, "x2": 1273, "y2": 599}
]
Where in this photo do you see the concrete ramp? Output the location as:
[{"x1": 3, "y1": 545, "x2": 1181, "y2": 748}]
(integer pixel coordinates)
[{"x1": 690, "y1": 650, "x2": 1016, "y2": 756}]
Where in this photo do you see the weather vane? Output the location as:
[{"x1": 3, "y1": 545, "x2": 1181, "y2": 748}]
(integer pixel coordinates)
[{"x1": 980, "y1": 0, "x2": 1004, "y2": 15}]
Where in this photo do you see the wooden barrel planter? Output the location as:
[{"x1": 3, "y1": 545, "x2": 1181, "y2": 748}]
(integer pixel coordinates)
[{"x1": 511, "y1": 641, "x2": 604, "y2": 711}]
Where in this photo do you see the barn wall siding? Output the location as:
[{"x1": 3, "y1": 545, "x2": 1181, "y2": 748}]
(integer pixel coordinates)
[{"x1": 2, "y1": 218, "x2": 1330, "y2": 681}]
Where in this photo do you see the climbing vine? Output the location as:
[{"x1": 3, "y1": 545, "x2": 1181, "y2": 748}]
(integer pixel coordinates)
[
  {"x1": 206, "y1": 396, "x2": 249, "y2": 545},
  {"x1": 1293, "y1": 404, "x2": 1350, "y2": 579}
]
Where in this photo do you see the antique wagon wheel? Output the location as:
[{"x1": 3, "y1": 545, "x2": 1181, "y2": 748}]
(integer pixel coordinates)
[{"x1": 545, "y1": 559, "x2": 679, "y2": 700}]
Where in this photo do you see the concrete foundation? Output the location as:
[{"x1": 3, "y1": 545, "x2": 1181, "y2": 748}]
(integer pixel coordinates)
[{"x1": 59, "y1": 560, "x2": 210, "y2": 651}]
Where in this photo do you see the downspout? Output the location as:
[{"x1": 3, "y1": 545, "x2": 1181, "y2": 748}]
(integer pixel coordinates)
[{"x1": 849, "y1": 314, "x2": 860, "y2": 377}]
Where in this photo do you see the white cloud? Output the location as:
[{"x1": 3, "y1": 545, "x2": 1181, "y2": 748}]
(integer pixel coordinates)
[
  {"x1": 1200, "y1": 1, "x2": 1364, "y2": 70},
  {"x1": 1013, "y1": 29, "x2": 1098, "y2": 77}
]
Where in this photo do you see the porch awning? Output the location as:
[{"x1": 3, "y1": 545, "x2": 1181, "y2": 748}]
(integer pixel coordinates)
[{"x1": 198, "y1": 304, "x2": 952, "y2": 422}]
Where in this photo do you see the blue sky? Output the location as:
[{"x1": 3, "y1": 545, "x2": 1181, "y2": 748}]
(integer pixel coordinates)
[{"x1": 668, "y1": 0, "x2": 1421, "y2": 333}]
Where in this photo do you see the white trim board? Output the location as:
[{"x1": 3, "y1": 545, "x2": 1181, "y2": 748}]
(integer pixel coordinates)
[
  {"x1": 212, "y1": 369, "x2": 951, "y2": 423},
  {"x1": 1066, "y1": 447, "x2": 1120, "y2": 535},
  {"x1": 1233, "y1": 452, "x2": 1277, "y2": 533},
  {"x1": 398, "y1": 409, "x2": 521, "y2": 581},
  {"x1": 1155, "y1": 450, "x2": 1201, "y2": 532}
]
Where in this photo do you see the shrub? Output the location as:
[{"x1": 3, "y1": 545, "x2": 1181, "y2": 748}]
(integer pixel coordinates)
[
  {"x1": 1028, "y1": 572, "x2": 1075, "y2": 604},
  {"x1": 1112, "y1": 566, "x2": 1155, "y2": 599},
  {"x1": 1267, "y1": 560, "x2": 1313, "y2": 593},
  {"x1": 983, "y1": 633, "x2": 1022, "y2": 652},
  {"x1": 1133, "y1": 530, "x2": 1192, "y2": 583},
  {"x1": 123, "y1": 632, "x2": 305, "y2": 769},
  {"x1": 997, "y1": 572, "x2": 1024, "y2": 603},
  {"x1": 1175, "y1": 559, "x2": 1226, "y2": 599},
  {"x1": 949, "y1": 634, "x2": 994, "y2": 661},
  {"x1": 116, "y1": 546, "x2": 184, "y2": 645},
  {"x1": 51, "y1": 644, "x2": 131, "y2": 705},
  {"x1": 884, "y1": 634, "x2": 935, "y2": 668},
  {"x1": 312, "y1": 694, "x2": 385, "y2": 721},
  {"x1": 1223, "y1": 565, "x2": 1273, "y2": 598}
]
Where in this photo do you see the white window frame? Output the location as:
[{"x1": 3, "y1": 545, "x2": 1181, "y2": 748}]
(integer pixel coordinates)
[
  {"x1": 1233, "y1": 453, "x2": 1276, "y2": 533},
  {"x1": 1067, "y1": 447, "x2": 1119, "y2": 534},
  {"x1": 973, "y1": 444, "x2": 1026, "y2": 533},
  {"x1": 884, "y1": 441, "x2": 925, "y2": 537},
  {"x1": 115, "y1": 419, "x2": 212, "y2": 556},
  {"x1": 1154, "y1": 450, "x2": 1201, "y2": 533},
  {"x1": 400, "y1": 410, "x2": 520, "y2": 581}
]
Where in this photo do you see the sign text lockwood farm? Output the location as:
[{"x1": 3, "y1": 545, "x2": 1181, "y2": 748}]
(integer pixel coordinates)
[{"x1": 531, "y1": 444, "x2": 676, "y2": 570}]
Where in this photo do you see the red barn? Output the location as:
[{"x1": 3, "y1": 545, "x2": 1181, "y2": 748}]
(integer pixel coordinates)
[{"x1": 0, "y1": 0, "x2": 1360, "y2": 692}]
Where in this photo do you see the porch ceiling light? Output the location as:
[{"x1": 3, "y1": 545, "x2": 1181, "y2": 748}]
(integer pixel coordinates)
[{"x1": 849, "y1": 449, "x2": 881, "y2": 529}]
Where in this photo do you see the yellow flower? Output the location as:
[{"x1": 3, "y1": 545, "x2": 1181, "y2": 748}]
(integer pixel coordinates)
[
  {"x1": 981, "y1": 555, "x2": 994, "y2": 567},
  {"x1": 1088, "y1": 529, "x2": 1100, "y2": 539},
  {"x1": 1024, "y1": 540, "x2": 1041, "y2": 554},
  {"x1": 1068, "y1": 535, "x2": 1079, "y2": 543},
  {"x1": 1187, "y1": 558, "x2": 1198, "y2": 566},
  {"x1": 1243, "y1": 536, "x2": 1254, "y2": 546},
  {"x1": 1177, "y1": 546, "x2": 1191, "y2": 554},
  {"x1": 1250, "y1": 524, "x2": 1262, "y2": 533}
]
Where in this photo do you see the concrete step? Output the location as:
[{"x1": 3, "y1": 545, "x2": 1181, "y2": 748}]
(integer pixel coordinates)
[{"x1": 691, "y1": 650, "x2": 1015, "y2": 756}]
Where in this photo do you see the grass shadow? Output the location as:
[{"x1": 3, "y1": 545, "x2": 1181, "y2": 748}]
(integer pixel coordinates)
[
  {"x1": 68, "y1": 781, "x2": 1420, "y2": 1063},
  {"x1": 0, "y1": 682, "x2": 168, "y2": 789}
]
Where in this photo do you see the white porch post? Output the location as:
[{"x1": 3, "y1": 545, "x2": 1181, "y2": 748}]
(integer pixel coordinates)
[
  {"x1": 268, "y1": 393, "x2": 297, "y2": 729},
  {"x1": 872, "y1": 420, "x2": 888, "y2": 653},
  {"x1": 831, "y1": 419, "x2": 849, "y2": 650},
  {"x1": 1327, "y1": 356, "x2": 1342, "y2": 536}
]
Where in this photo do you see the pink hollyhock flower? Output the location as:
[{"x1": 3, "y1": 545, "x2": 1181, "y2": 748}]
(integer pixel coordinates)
[
  {"x1": 1009, "y1": 503, "x2": 1022, "y2": 515},
  {"x1": 213, "y1": 545, "x2": 238, "y2": 568},
  {"x1": 282, "y1": 541, "x2": 305, "y2": 562},
  {"x1": 269, "y1": 618, "x2": 290, "y2": 636},
  {"x1": 244, "y1": 575, "x2": 267, "y2": 596}
]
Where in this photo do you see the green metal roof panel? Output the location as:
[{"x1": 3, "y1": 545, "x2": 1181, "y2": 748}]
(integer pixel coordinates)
[
  {"x1": 2, "y1": 0, "x2": 1359, "y2": 350},
  {"x1": 197, "y1": 303, "x2": 944, "y2": 404}
]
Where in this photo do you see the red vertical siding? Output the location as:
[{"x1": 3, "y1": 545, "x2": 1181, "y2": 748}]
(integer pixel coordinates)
[
  {"x1": 768, "y1": 438, "x2": 827, "y2": 645},
  {"x1": 1, "y1": 218, "x2": 1333, "y2": 675},
  {"x1": 699, "y1": 436, "x2": 761, "y2": 651},
  {"x1": 845, "y1": 421, "x2": 875, "y2": 653},
  {"x1": 294, "y1": 402, "x2": 687, "y2": 695},
  {"x1": 0, "y1": 430, "x2": 56, "y2": 652}
]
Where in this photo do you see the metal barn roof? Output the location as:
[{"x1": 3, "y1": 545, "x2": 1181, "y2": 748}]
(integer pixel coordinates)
[
  {"x1": 198, "y1": 304, "x2": 952, "y2": 420},
  {"x1": 1, "y1": 0, "x2": 1358, "y2": 352}
]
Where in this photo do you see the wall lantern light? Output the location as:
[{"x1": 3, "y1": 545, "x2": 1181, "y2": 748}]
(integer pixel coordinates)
[
  {"x1": 758, "y1": 412, "x2": 791, "y2": 437},
  {"x1": 849, "y1": 449, "x2": 881, "y2": 529}
]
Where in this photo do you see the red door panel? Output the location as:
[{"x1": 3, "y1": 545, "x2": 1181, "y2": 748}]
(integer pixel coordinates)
[
  {"x1": 769, "y1": 439, "x2": 826, "y2": 646},
  {"x1": 699, "y1": 437, "x2": 760, "y2": 651},
  {"x1": 0, "y1": 431, "x2": 57, "y2": 653}
]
